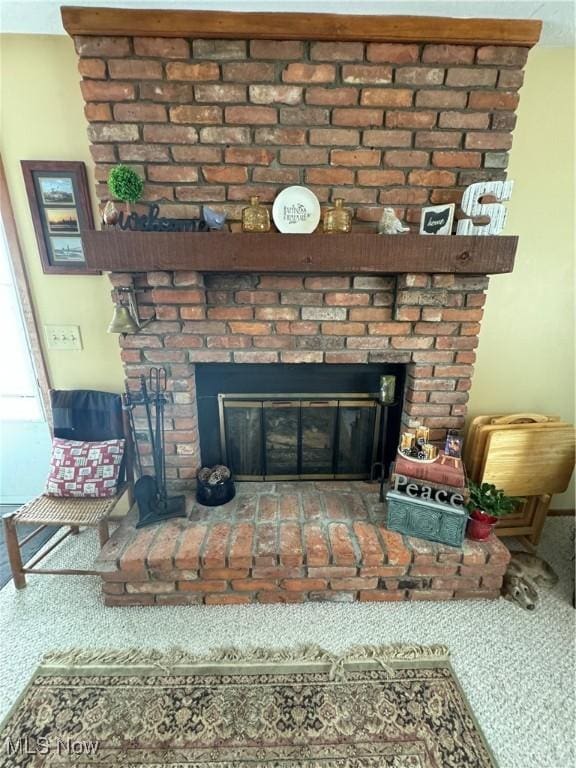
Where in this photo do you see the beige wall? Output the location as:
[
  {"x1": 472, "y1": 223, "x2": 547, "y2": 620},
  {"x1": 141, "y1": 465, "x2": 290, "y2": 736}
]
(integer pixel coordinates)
[
  {"x1": 0, "y1": 35, "x2": 124, "y2": 393},
  {"x1": 1, "y1": 36, "x2": 574, "y2": 506},
  {"x1": 467, "y1": 47, "x2": 575, "y2": 508}
]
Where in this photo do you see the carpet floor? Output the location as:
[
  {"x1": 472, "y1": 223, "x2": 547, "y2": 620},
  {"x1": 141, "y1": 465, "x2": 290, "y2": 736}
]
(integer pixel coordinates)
[{"x1": 0, "y1": 517, "x2": 573, "y2": 768}]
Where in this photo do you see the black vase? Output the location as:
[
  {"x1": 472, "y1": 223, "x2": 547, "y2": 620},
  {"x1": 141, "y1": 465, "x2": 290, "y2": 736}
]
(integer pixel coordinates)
[{"x1": 195, "y1": 476, "x2": 236, "y2": 507}]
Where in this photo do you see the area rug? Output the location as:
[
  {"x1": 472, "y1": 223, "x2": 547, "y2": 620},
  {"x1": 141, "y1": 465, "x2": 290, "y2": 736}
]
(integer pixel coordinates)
[{"x1": 0, "y1": 645, "x2": 496, "y2": 767}]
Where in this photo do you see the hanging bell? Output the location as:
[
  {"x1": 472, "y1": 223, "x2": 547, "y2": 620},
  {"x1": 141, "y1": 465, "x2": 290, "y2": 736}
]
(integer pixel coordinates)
[{"x1": 108, "y1": 305, "x2": 139, "y2": 334}]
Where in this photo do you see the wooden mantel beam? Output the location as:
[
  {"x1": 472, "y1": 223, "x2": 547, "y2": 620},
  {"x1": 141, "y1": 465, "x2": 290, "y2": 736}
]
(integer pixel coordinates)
[
  {"x1": 81, "y1": 232, "x2": 518, "y2": 275},
  {"x1": 61, "y1": 7, "x2": 542, "y2": 47}
]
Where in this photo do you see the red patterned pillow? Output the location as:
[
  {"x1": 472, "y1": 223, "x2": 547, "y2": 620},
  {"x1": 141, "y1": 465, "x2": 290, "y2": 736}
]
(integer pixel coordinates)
[{"x1": 45, "y1": 438, "x2": 125, "y2": 498}]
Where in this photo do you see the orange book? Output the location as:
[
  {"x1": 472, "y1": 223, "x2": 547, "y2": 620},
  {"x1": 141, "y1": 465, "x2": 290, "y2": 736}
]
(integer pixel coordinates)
[{"x1": 395, "y1": 451, "x2": 465, "y2": 488}]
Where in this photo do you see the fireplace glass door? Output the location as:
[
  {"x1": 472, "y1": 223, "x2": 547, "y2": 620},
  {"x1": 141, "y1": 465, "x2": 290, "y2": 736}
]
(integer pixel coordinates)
[
  {"x1": 337, "y1": 402, "x2": 379, "y2": 475},
  {"x1": 219, "y1": 394, "x2": 379, "y2": 480},
  {"x1": 263, "y1": 401, "x2": 299, "y2": 476},
  {"x1": 300, "y1": 400, "x2": 338, "y2": 476},
  {"x1": 221, "y1": 401, "x2": 263, "y2": 478}
]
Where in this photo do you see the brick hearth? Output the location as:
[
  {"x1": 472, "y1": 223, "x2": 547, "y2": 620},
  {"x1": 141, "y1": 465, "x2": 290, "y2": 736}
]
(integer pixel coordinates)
[{"x1": 98, "y1": 482, "x2": 510, "y2": 606}]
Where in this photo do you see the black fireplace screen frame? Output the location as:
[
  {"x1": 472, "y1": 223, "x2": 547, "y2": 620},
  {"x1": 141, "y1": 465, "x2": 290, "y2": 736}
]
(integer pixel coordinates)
[
  {"x1": 218, "y1": 393, "x2": 381, "y2": 480},
  {"x1": 195, "y1": 363, "x2": 405, "y2": 481}
]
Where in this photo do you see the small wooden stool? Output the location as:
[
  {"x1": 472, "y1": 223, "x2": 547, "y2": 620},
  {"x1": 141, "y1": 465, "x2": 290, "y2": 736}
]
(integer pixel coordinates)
[{"x1": 3, "y1": 488, "x2": 131, "y2": 589}]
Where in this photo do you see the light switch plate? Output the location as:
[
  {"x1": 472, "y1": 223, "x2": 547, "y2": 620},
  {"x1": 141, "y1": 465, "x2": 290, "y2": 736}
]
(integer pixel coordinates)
[{"x1": 44, "y1": 325, "x2": 83, "y2": 351}]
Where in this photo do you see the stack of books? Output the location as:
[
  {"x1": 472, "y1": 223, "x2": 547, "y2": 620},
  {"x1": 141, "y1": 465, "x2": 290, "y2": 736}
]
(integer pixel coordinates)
[{"x1": 385, "y1": 432, "x2": 470, "y2": 548}]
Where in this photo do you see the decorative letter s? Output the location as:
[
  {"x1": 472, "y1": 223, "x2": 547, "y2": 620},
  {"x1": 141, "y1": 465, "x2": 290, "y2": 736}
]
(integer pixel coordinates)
[{"x1": 456, "y1": 180, "x2": 514, "y2": 236}]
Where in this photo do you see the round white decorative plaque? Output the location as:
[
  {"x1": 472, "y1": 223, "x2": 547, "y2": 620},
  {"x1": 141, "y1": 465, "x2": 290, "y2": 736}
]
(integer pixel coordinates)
[{"x1": 272, "y1": 186, "x2": 321, "y2": 234}]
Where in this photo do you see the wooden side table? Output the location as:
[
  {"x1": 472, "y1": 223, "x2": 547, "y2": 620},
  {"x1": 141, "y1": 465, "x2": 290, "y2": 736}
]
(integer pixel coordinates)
[{"x1": 496, "y1": 494, "x2": 552, "y2": 550}]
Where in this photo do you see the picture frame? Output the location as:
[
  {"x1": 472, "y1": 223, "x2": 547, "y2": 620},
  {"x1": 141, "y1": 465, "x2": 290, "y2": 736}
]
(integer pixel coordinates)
[
  {"x1": 419, "y1": 203, "x2": 455, "y2": 236},
  {"x1": 444, "y1": 430, "x2": 464, "y2": 458},
  {"x1": 21, "y1": 161, "x2": 98, "y2": 275}
]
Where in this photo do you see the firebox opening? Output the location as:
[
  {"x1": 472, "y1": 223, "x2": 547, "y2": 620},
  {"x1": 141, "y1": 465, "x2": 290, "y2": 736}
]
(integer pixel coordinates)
[{"x1": 196, "y1": 364, "x2": 404, "y2": 481}]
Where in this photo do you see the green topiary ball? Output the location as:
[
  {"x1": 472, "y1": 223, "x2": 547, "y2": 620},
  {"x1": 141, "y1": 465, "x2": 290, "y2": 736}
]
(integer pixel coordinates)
[{"x1": 107, "y1": 165, "x2": 144, "y2": 204}]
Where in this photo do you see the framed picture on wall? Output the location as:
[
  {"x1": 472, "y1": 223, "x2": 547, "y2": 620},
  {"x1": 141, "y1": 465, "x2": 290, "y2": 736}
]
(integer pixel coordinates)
[{"x1": 21, "y1": 161, "x2": 98, "y2": 275}]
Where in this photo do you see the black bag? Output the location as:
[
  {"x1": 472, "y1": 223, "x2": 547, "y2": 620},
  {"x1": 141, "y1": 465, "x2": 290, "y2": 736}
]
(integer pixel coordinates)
[{"x1": 50, "y1": 389, "x2": 126, "y2": 482}]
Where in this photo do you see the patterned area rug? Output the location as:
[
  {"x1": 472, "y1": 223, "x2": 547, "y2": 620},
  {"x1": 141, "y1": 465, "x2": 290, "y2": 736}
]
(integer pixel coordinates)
[{"x1": 1, "y1": 646, "x2": 496, "y2": 767}]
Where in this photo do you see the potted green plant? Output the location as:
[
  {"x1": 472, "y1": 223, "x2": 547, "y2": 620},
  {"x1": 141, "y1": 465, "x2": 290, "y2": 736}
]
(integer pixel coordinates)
[
  {"x1": 466, "y1": 482, "x2": 520, "y2": 541},
  {"x1": 107, "y1": 165, "x2": 144, "y2": 214}
]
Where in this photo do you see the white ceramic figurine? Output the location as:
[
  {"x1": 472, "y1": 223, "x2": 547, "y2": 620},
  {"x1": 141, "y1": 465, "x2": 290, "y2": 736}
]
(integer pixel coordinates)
[{"x1": 378, "y1": 207, "x2": 410, "y2": 235}]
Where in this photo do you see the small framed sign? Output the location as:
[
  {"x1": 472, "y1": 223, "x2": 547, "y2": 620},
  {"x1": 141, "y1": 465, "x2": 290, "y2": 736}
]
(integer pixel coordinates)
[
  {"x1": 419, "y1": 203, "x2": 455, "y2": 236},
  {"x1": 21, "y1": 161, "x2": 97, "y2": 275}
]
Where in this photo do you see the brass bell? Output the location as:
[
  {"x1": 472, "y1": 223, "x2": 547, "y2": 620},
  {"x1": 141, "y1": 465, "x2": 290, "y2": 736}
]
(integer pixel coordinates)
[{"x1": 108, "y1": 305, "x2": 139, "y2": 334}]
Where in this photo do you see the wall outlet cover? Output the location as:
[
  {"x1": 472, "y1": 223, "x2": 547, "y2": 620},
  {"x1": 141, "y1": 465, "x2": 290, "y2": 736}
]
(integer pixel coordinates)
[{"x1": 44, "y1": 325, "x2": 83, "y2": 351}]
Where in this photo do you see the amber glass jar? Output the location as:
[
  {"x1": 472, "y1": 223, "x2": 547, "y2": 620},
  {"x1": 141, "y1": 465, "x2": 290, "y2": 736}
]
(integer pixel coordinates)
[
  {"x1": 323, "y1": 198, "x2": 351, "y2": 234},
  {"x1": 242, "y1": 196, "x2": 271, "y2": 233}
]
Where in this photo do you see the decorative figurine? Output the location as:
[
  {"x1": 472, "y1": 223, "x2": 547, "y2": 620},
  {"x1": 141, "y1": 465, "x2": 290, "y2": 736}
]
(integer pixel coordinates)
[
  {"x1": 242, "y1": 195, "x2": 271, "y2": 233},
  {"x1": 100, "y1": 200, "x2": 119, "y2": 227},
  {"x1": 378, "y1": 207, "x2": 410, "y2": 235},
  {"x1": 203, "y1": 206, "x2": 227, "y2": 231},
  {"x1": 323, "y1": 198, "x2": 352, "y2": 234}
]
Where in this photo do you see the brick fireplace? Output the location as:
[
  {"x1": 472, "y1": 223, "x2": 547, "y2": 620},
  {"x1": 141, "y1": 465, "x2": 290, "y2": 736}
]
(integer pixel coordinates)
[
  {"x1": 67, "y1": 11, "x2": 536, "y2": 484},
  {"x1": 75, "y1": 31, "x2": 529, "y2": 225},
  {"x1": 63, "y1": 7, "x2": 539, "y2": 604},
  {"x1": 112, "y1": 268, "x2": 488, "y2": 488}
]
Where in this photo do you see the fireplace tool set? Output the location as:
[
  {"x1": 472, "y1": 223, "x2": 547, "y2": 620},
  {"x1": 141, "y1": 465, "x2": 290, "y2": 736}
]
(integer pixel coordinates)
[{"x1": 124, "y1": 367, "x2": 186, "y2": 527}]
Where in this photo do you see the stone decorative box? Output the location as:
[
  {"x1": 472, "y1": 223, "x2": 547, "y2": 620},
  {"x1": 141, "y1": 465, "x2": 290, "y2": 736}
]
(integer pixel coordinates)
[{"x1": 385, "y1": 488, "x2": 468, "y2": 548}]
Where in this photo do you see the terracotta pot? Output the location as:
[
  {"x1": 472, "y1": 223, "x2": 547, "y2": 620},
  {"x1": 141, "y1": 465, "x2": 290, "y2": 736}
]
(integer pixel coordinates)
[{"x1": 467, "y1": 508, "x2": 498, "y2": 541}]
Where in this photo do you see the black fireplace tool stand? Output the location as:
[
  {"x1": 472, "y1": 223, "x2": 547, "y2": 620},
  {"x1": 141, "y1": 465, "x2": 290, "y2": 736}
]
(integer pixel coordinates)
[{"x1": 125, "y1": 368, "x2": 186, "y2": 528}]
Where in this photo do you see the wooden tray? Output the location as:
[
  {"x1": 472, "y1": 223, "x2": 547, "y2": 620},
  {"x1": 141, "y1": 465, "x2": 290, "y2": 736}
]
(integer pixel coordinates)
[
  {"x1": 480, "y1": 425, "x2": 575, "y2": 496},
  {"x1": 464, "y1": 414, "x2": 501, "y2": 469},
  {"x1": 466, "y1": 414, "x2": 561, "y2": 480}
]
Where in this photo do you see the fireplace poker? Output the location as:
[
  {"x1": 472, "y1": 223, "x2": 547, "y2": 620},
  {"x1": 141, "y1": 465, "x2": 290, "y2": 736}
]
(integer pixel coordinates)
[
  {"x1": 149, "y1": 366, "x2": 167, "y2": 500},
  {"x1": 140, "y1": 373, "x2": 160, "y2": 485},
  {"x1": 123, "y1": 392, "x2": 143, "y2": 478}
]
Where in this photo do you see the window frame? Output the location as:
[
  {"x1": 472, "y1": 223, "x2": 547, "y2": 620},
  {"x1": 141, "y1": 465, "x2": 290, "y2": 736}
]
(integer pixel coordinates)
[{"x1": 0, "y1": 155, "x2": 51, "y2": 424}]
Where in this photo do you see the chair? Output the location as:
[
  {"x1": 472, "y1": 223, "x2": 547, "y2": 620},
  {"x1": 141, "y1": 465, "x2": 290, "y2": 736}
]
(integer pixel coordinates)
[{"x1": 2, "y1": 389, "x2": 134, "y2": 589}]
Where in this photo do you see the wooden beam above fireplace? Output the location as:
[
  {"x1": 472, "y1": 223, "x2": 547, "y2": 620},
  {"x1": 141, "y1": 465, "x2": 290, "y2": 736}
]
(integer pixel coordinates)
[
  {"x1": 82, "y1": 231, "x2": 518, "y2": 275},
  {"x1": 61, "y1": 7, "x2": 542, "y2": 47}
]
